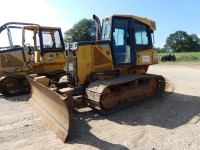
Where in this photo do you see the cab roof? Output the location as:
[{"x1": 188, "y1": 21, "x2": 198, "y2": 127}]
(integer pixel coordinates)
[
  {"x1": 23, "y1": 26, "x2": 61, "y2": 31},
  {"x1": 104, "y1": 14, "x2": 156, "y2": 30}
]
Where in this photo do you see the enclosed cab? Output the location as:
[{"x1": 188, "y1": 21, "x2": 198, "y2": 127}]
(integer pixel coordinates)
[
  {"x1": 101, "y1": 14, "x2": 158, "y2": 67},
  {"x1": 0, "y1": 22, "x2": 67, "y2": 96},
  {"x1": 22, "y1": 26, "x2": 66, "y2": 72}
]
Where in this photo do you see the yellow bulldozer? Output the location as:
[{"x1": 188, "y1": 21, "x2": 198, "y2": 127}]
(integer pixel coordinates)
[
  {"x1": 26, "y1": 14, "x2": 174, "y2": 142},
  {"x1": 0, "y1": 22, "x2": 67, "y2": 96}
]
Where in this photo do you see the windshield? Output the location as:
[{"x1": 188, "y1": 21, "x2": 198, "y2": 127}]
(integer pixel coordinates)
[
  {"x1": 101, "y1": 18, "x2": 111, "y2": 40},
  {"x1": 37, "y1": 29, "x2": 63, "y2": 50},
  {"x1": 24, "y1": 29, "x2": 34, "y2": 46}
]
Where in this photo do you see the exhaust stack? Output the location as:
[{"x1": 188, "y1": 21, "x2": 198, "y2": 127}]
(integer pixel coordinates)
[{"x1": 93, "y1": 14, "x2": 101, "y2": 41}]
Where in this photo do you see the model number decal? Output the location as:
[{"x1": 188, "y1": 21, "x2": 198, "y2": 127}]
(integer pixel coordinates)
[{"x1": 142, "y1": 56, "x2": 150, "y2": 62}]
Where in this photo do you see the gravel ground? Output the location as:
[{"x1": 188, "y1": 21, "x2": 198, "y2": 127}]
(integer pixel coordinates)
[{"x1": 0, "y1": 64, "x2": 200, "y2": 150}]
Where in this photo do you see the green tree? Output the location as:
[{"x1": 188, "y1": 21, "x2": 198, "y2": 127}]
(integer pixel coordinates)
[
  {"x1": 187, "y1": 34, "x2": 200, "y2": 52},
  {"x1": 164, "y1": 31, "x2": 189, "y2": 52},
  {"x1": 156, "y1": 47, "x2": 168, "y2": 53},
  {"x1": 64, "y1": 19, "x2": 96, "y2": 43},
  {"x1": 164, "y1": 31, "x2": 200, "y2": 52}
]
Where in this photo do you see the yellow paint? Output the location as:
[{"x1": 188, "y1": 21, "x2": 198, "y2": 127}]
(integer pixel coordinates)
[
  {"x1": 77, "y1": 45, "x2": 92, "y2": 85},
  {"x1": 77, "y1": 44, "x2": 114, "y2": 85},
  {"x1": 76, "y1": 45, "x2": 158, "y2": 85},
  {"x1": 136, "y1": 49, "x2": 158, "y2": 65}
]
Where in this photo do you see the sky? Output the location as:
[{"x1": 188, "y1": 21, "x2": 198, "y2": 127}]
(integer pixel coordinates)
[{"x1": 0, "y1": 0, "x2": 200, "y2": 48}]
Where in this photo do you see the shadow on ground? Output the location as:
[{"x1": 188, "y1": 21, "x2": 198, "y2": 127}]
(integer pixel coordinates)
[
  {"x1": 68, "y1": 93, "x2": 200, "y2": 149},
  {"x1": 0, "y1": 94, "x2": 29, "y2": 102}
]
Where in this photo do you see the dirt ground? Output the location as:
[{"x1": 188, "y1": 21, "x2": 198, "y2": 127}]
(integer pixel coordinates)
[{"x1": 0, "y1": 63, "x2": 200, "y2": 150}]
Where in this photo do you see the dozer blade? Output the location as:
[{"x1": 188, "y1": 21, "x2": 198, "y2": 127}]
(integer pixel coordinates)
[{"x1": 26, "y1": 76, "x2": 74, "y2": 142}]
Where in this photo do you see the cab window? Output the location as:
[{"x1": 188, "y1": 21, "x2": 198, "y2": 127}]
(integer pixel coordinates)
[
  {"x1": 112, "y1": 18, "x2": 131, "y2": 64},
  {"x1": 101, "y1": 18, "x2": 111, "y2": 40},
  {"x1": 134, "y1": 22, "x2": 152, "y2": 51}
]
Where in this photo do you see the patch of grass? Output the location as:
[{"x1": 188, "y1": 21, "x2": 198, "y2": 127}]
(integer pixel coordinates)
[{"x1": 158, "y1": 52, "x2": 200, "y2": 62}]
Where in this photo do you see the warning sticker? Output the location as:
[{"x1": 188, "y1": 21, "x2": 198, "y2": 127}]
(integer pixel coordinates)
[{"x1": 142, "y1": 56, "x2": 150, "y2": 62}]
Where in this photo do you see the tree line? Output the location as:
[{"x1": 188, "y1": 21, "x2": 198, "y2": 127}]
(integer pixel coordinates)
[
  {"x1": 157, "y1": 31, "x2": 200, "y2": 53},
  {"x1": 64, "y1": 19, "x2": 200, "y2": 53}
]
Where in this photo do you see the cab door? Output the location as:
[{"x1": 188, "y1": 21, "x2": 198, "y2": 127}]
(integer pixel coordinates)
[{"x1": 111, "y1": 18, "x2": 135, "y2": 67}]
